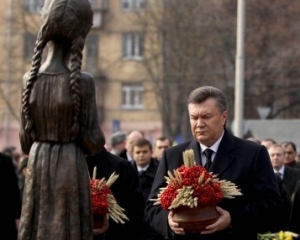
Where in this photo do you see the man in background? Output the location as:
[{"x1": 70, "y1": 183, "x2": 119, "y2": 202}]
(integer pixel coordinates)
[
  {"x1": 281, "y1": 141, "x2": 300, "y2": 169},
  {"x1": 0, "y1": 152, "x2": 21, "y2": 239},
  {"x1": 261, "y1": 138, "x2": 277, "y2": 149},
  {"x1": 109, "y1": 131, "x2": 127, "y2": 156},
  {"x1": 153, "y1": 136, "x2": 172, "y2": 161},
  {"x1": 119, "y1": 130, "x2": 144, "y2": 163},
  {"x1": 268, "y1": 144, "x2": 300, "y2": 199},
  {"x1": 131, "y1": 138, "x2": 164, "y2": 240}
]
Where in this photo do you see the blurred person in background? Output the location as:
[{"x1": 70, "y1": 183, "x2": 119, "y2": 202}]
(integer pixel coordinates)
[
  {"x1": 268, "y1": 144, "x2": 300, "y2": 200},
  {"x1": 153, "y1": 136, "x2": 172, "y2": 161},
  {"x1": 246, "y1": 137, "x2": 261, "y2": 145},
  {"x1": 131, "y1": 138, "x2": 164, "y2": 240},
  {"x1": 0, "y1": 152, "x2": 21, "y2": 239},
  {"x1": 110, "y1": 131, "x2": 127, "y2": 156},
  {"x1": 2, "y1": 146, "x2": 21, "y2": 174},
  {"x1": 281, "y1": 141, "x2": 300, "y2": 169},
  {"x1": 261, "y1": 138, "x2": 277, "y2": 149},
  {"x1": 120, "y1": 130, "x2": 144, "y2": 163}
]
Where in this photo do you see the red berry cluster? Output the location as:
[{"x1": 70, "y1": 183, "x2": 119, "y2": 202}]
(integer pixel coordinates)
[
  {"x1": 160, "y1": 165, "x2": 224, "y2": 209},
  {"x1": 90, "y1": 179, "x2": 113, "y2": 216}
]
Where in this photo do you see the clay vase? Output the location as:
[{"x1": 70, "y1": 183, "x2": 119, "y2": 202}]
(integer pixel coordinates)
[
  {"x1": 93, "y1": 215, "x2": 104, "y2": 229},
  {"x1": 173, "y1": 205, "x2": 219, "y2": 232}
]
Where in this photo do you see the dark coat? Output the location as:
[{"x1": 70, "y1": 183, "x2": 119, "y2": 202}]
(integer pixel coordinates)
[
  {"x1": 264, "y1": 174, "x2": 291, "y2": 232},
  {"x1": 133, "y1": 158, "x2": 160, "y2": 202},
  {"x1": 119, "y1": 149, "x2": 129, "y2": 160},
  {"x1": 0, "y1": 153, "x2": 21, "y2": 240},
  {"x1": 286, "y1": 160, "x2": 300, "y2": 169},
  {"x1": 289, "y1": 180, "x2": 300, "y2": 235},
  {"x1": 86, "y1": 149, "x2": 145, "y2": 240},
  {"x1": 145, "y1": 130, "x2": 282, "y2": 240},
  {"x1": 283, "y1": 166, "x2": 300, "y2": 199}
]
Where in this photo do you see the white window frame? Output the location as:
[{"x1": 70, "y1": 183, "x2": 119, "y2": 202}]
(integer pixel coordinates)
[
  {"x1": 121, "y1": 0, "x2": 146, "y2": 11},
  {"x1": 122, "y1": 33, "x2": 143, "y2": 60},
  {"x1": 23, "y1": 0, "x2": 44, "y2": 13},
  {"x1": 121, "y1": 84, "x2": 143, "y2": 109}
]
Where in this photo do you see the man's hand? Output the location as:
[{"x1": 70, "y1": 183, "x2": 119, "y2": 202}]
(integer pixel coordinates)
[
  {"x1": 201, "y1": 206, "x2": 231, "y2": 234},
  {"x1": 168, "y1": 210, "x2": 186, "y2": 235},
  {"x1": 93, "y1": 217, "x2": 109, "y2": 235}
]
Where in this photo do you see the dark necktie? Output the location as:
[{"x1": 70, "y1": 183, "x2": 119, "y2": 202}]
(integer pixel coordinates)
[
  {"x1": 204, "y1": 149, "x2": 214, "y2": 170},
  {"x1": 276, "y1": 172, "x2": 282, "y2": 179}
]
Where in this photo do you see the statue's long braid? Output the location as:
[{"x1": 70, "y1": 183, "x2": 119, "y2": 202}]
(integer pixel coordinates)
[
  {"x1": 22, "y1": 28, "x2": 46, "y2": 137},
  {"x1": 70, "y1": 36, "x2": 85, "y2": 138}
]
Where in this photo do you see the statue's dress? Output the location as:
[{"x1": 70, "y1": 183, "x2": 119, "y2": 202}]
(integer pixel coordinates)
[{"x1": 19, "y1": 72, "x2": 104, "y2": 240}]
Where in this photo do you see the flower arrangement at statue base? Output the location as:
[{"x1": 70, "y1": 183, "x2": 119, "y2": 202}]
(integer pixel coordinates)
[
  {"x1": 91, "y1": 168, "x2": 128, "y2": 228},
  {"x1": 258, "y1": 231, "x2": 299, "y2": 240},
  {"x1": 151, "y1": 149, "x2": 242, "y2": 232}
]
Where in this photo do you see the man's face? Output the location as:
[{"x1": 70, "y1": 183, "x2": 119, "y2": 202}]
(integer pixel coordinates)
[
  {"x1": 268, "y1": 146, "x2": 285, "y2": 170},
  {"x1": 282, "y1": 144, "x2": 297, "y2": 164},
  {"x1": 188, "y1": 98, "x2": 227, "y2": 147},
  {"x1": 154, "y1": 139, "x2": 171, "y2": 161},
  {"x1": 132, "y1": 145, "x2": 152, "y2": 168}
]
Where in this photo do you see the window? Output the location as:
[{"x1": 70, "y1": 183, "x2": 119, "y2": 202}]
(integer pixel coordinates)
[
  {"x1": 85, "y1": 34, "x2": 99, "y2": 72},
  {"x1": 121, "y1": 83, "x2": 143, "y2": 109},
  {"x1": 121, "y1": 0, "x2": 146, "y2": 11},
  {"x1": 23, "y1": 0, "x2": 44, "y2": 13},
  {"x1": 122, "y1": 33, "x2": 143, "y2": 60},
  {"x1": 86, "y1": 34, "x2": 99, "y2": 58},
  {"x1": 24, "y1": 33, "x2": 36, "y2": 61}
]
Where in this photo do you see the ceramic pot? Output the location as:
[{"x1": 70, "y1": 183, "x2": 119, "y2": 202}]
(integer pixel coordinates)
[
  {"x1": 173, "y1": 205, "x2": 219, "y2": 232},
  {"x1": 93, "y1": 215, "x2": 104, "y2": 229}
]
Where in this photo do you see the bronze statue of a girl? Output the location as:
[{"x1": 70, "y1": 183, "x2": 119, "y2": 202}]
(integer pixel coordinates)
[{"x1": 19, "y1": 0, "x2": 105, "y2": 239}]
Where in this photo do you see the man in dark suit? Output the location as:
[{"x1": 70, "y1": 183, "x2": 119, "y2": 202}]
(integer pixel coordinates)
[
  {"x1": 132, "y1": 138, "x2": 160, "y2": 201},
  {"x1": 86, "y1": 148, "x2": 145, "y2": 240},
  {"x1": 281, "y1": 141, "x2": 300, "y2": 169},
  {"x1": 268, "y1": 144, "x2": 300, "y2": 199},
  {"x1": 145, "y1": 86, "x2": 281, "y2": 240},
  {"x1": 0, "y1": 152, "x2": 22, "y2": 240},
  {"x1": 131, "y1": 138, "x2": 165, "y2": 240}
]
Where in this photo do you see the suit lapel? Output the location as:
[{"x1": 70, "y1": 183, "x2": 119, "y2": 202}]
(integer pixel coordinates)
[{"x1": 210, "y1": 130, "x2": 236, "y2": 176}]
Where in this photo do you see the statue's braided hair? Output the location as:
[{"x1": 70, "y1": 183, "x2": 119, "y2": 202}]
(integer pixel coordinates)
[
  {"x1": 70, "y1": 36, "x2": 85, "y2": 137},
  {"x1": 22, "y1": 28, "x2": 47, "y2": 137},
  {"x1": 21, "y1": 0, "x2": 93, "y2": 138}
]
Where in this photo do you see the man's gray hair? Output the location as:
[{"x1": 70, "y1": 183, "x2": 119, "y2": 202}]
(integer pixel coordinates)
[{"x1": 187, "y1": 86, "x2": 227, "y2": 113}]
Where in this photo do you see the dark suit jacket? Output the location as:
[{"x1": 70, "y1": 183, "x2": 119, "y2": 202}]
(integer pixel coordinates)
[
  {"x1": 86, "y1": 149, "x2": 145, "y2": 240},
  {"x1": 145, "y1": 130, "x2": 281, "y2": 240},
  {"x1": 0, "y1": 153, "x2": 21, "y2": 240},
  {"x1": 283, "y1": 166, "x2": 300, "y2": 199},
  {"x1": 289, "y1": 180, "x2": 300, "y2": 235},
  {"x1": 134, "y1": 158, "x2": 160, "y2": 202},
  {"x1": 286, "y1": 160, "x2": 300, "y2": 169},
  {"x1": 262, "y1": 174, "x2": 291, "y2": 232}
]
